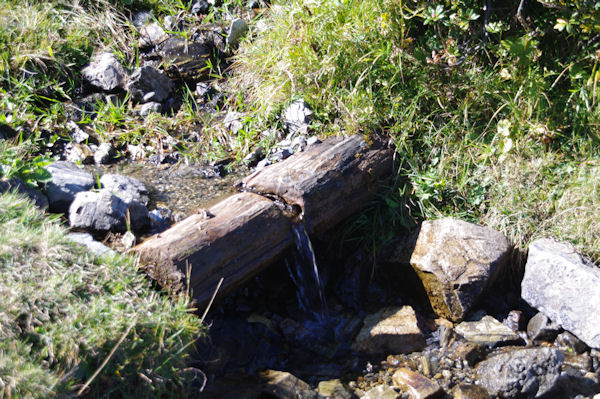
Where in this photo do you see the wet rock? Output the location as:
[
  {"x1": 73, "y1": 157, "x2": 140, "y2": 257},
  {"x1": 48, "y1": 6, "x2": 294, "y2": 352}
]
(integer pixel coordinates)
[
  {"x1": 82, "y1": 53, "x2": 127, "y2": 91},
  {"x1": 527, "y1": 312, "x2": 561, "y2": 342},
  {"x1": 409, "y1": 218, "x2": 511, "y2": 322},
  {"x1": 362, "y1": 385, "x2": 399, "y2": 399},
  {"x1": 392, "y1": 368, "x2": 443, "y2": 399},
  {"x1": 0, "y1": 177, "x2": 48, "y2": 209},
  {"x1": 227, "y1": 18, "x2": 249, "y2": 48},
  {"x1": 353, "y1": 306, "x2": 427, "y2": 355},
  {"x1": 476, "y1": 347, "x2": 563, "y2": 398},
  {"x1": 556, "y1": 331, "x2": 589, "y2": 354},
  {"x1": 160, "y1": 37, "x2": 212, "y2": 82},
  {"x1": 260, "y1": 370, "x2": 319, "y2": 399},
  {"x1": 139, "y1": 22, "x2": 168, "y2": 48},
  {"x1": 284, "y1": 99, "x2": 313, "y2": 134},
  {"x1": 46, "y1": 161, "x2": 95, "y2": 214},
  {"x1": 317, "y1": 379, "x2": 353, "y2": 399},
  {"x1": 100, "y1": 174, "x2": 149, "y2": 205},
  {"x1": 521, "y1": 238, "x2": 600, "y2": 349},
  {"x1": 69, "y1": 189, "x2": 150, "y2": 232},
  {"x1": 139, "y1": 101, "x2": 162, "y2": 116},
  {"x1": 451, "y1": 384, "x2": 490, "y2": 399},
  {"x1": 94, "y1": 142, "x2": 115, "y2": 164},
  {"x1": 455, "y1": 315, "x2": 522, "y2": 346},
  {"x1": 126, "y1": 66, "x2": 174, "y2": 103},
  {"x1": 66, "y1": 232, "x2": 114, "y2": 256}
]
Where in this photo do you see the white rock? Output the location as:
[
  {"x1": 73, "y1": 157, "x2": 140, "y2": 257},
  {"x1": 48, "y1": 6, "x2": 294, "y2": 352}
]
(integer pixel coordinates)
[
  {"x1": 522, "y1": 238, "x2": 600, "y2": 349},
  {"x1": 82, "y1": 53, "x2": 127, "y2": 91}
]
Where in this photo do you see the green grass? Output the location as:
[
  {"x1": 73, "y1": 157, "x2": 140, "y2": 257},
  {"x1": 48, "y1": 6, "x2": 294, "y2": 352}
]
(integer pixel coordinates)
[
  {"x1": 232, "y1": 0, "x2": 600, "y2": 261},
  {"x1": 0, "y1": 191, "x2": 203, "y2": 398}
]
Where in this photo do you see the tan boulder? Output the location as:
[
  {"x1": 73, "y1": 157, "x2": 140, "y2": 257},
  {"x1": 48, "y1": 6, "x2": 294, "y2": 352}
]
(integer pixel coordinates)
[{"x1": 410, "y1": 218, "x2": 511, "y2": 321}]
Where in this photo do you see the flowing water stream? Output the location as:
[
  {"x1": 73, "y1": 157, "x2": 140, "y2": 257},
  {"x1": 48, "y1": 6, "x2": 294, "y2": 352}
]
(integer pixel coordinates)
[{"x1": 286, "y1": 223, "x2": 329, "y2": 321}]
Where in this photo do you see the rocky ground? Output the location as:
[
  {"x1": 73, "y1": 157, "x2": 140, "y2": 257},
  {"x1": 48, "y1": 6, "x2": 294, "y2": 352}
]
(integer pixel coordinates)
[{"x1": 192, "y1": 219, "x2": 600, "y2": 399}]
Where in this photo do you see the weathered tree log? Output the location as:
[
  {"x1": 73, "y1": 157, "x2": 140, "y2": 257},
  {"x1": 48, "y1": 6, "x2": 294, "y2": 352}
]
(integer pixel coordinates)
[
  {"x1": 134, "y1": 135, "x2": 394, "y2": 306},
  {"x1": 133, "y1": 192, "x2": 292, "y2": 305},
  {"x1": 242, "y1": 135, "x2": 394, "y2": 235}
]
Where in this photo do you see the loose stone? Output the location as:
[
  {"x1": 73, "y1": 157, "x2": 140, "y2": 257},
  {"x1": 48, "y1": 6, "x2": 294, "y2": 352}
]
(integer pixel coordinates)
[
  {"x1": 317, "y1": 379, "x2": 352, "y2": 399},
  {"x1": 392, "y1": 368, "x2": 443, "y2": 399},
  {"x1": 260, "y1": 370, "x2": 318, "y2": 399},
  {"x1": 451, "y1": 384, "x2": 490, "y2": 399},
  {"x1": 353, "y1": 306, "x2": 427, "y2": 355},
  {"x1": 454, "y1": 315, "x2": 522, "y2": 346},
  {"x1": 69, "y1": 189, "x2": 150, "y2": 232},
  {"x1": 126, "y1": 66, "x2": 174, "y2": 103},
  {"x1": 527, "y1": 312, "x2": 562, "y2": 342},
  {"x1": 82, "y1": 52, "x2": 127, "y2": 91},
  {"x1": 362, "y1": 384, "x2": 399, "y2": 399},
  {"x1": 139, "y1": 22, "x2": 168, "y2": 48}
]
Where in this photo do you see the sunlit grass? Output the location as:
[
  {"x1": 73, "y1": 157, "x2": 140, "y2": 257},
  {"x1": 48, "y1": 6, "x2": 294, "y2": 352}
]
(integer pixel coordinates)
[{"x1": 0, "y1": 192, "x2": 203, "y2": 398}]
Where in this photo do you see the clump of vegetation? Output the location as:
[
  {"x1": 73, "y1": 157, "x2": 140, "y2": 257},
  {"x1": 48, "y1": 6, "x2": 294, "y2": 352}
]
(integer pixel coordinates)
[
  {"x1": 0, "y1": 191, "x2": 203, "y2": 398},
  {"x1": 232, "y1": 0, "x2": 600, "y2": 260}
]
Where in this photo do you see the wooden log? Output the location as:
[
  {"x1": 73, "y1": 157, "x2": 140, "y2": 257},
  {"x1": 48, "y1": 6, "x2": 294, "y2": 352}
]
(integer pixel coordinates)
[
  {"x1": 242, "y1": 135, "x2": 394, "y2": 235},
  {"x1": 133, "y1": 192, "x2": 292, "y2": 305}
]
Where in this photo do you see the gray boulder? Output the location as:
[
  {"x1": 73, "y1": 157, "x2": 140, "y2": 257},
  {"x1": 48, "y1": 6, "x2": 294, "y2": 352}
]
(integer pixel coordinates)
[
  {"x1": 82, "y1": 53, "x2": 127, "y2": 91},
  {"x1": 69, "y1": 189, "x2": 150, "y2": 232},
  {"x1": 521, "y1": 238, "x2": 600, "y2": 349},
  {"x1": 476, "y1": 347, "x2": 563, "y2": 398},
  {"x1": 100, "y1": 174, "x2": 149, "y2": 205},
  {"x1": 409, "y1": 218, "x2": 511, "y2": 321},
  {"x1": 46, "y1": 161, "x2": 95, "y2": 214},
  {"x1": 126, "y1": 66, "x2": 174, "y2": 103},
  {"x1": 0, "y1": 177, "x2": 48, "y2": 209}
]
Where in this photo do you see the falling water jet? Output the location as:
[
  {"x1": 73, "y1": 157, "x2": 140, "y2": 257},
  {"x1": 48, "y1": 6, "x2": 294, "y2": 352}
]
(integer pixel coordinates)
[{"x1": 285, "y1": 223, "x2": 329, "y2": 321}]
